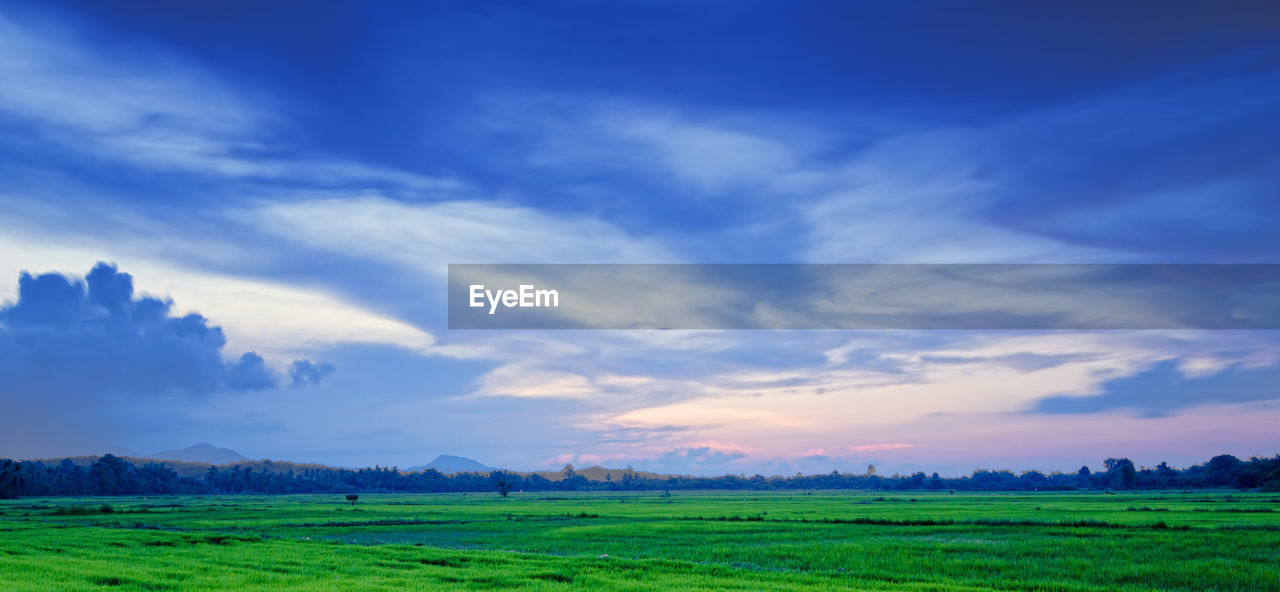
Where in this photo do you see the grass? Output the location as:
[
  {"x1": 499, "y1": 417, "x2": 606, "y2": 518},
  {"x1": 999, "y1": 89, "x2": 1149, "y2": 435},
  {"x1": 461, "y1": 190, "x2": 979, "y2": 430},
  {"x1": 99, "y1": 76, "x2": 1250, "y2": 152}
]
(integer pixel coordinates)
[{"x1": 2, "y1": 490, "x2": 1278, "y2": 590}]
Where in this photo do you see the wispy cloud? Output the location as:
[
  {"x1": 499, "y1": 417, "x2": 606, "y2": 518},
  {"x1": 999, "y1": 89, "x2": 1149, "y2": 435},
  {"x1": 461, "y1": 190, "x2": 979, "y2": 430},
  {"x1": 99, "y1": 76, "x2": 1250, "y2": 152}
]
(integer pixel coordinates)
[
  {"x1": 0, "y1": 9, "x2": 460, "y2": 191},
  {"x1": 607, "y1": 113, "x2": 799, "y2": 193},
  {"x1": 845, "y1": 443, "x2": 917, "y2": 452},
  {"x1": 242, "y1": 194, "x2": 678, "y2": 273},
  {"x1": 800, "y1": 56, "x2": 1280, "y2": 263},
  {"x1": 1034, "y1": 359, "x2": 1280, "y2": 417},
  {"x1": 443, "y1": 330, "x2": 1280, "y2": 473}
]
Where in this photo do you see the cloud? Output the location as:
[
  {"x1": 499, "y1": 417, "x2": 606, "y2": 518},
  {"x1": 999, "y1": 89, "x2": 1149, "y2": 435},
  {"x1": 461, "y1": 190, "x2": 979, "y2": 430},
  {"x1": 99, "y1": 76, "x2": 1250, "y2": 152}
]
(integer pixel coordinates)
[
  {"x1": 243, "y1": 195, "x2": 676, "y2": 273},
  {"x1": 1032, "y1": 359, "x2": 1280, "y2": 417},
  {"x1": 504, "y1": 56, "x2": 1280, "y2": 265},
  {"x1": 0, "y1": 8, "x2": 459, "y2": 191},
  {"x1": 1, "y1": 2, "x2": 1275, "y2": 473},
  {"x1": 0, "y1": 262, "x2": 335, "y2": 395},
  {"x1": 845, "y1": 443, "x2": 917, "y2": 452},
  {"x1": 289, "y1": 359, "x2": 337, "y2": 388},
  {"x1": 648, "y1": 446, "x2": 749, "y2": 475},
  {"x1": 801, "y1": 56, "x2": 1280, "y2": 263},
  {"x1": 479, "y1": 94, "x2": 1112, "y2": 263},
  {"x1": 513, "y1": 330, "x2": 1280, "y2": 472},
  {"x1": 601, "y1": 444, "x2": 922, "y2": 477},
  {"x1": 608, "y1": 114, "x2": 798, "y2": 193},
  {"x1": 227, "y1": 353, "x2": 276, "y2": 390},
  {"x1": 0, "y1": 262, "x2": 335, "y2": 457},
  {"x1": 0, "y1": 230, "x2": 439, "y2": 358}
]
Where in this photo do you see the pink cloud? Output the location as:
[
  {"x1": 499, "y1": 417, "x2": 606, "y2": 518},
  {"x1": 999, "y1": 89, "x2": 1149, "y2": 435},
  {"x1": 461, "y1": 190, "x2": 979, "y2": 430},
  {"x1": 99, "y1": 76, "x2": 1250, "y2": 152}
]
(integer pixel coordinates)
[
  {"x1": 846, "y1": 443, "x2": 918, "y2": 452},
  {"x1": 802, "y1": 443, "x2": 917, "y2": 456}
]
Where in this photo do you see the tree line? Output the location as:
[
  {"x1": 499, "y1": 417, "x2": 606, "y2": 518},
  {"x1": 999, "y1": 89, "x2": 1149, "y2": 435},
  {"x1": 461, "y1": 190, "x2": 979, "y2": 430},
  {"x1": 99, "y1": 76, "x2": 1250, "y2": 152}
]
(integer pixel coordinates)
[{"x1": 1, "y1": 453, "x2": 1278, "y2": 499}]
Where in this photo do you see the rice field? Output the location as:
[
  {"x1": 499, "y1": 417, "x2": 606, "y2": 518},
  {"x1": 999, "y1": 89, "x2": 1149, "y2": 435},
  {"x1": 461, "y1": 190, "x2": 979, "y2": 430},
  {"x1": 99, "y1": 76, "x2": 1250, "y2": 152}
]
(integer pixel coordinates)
[{"x1": 2, "y1": 490, "x2": 1278, "y2": 591}]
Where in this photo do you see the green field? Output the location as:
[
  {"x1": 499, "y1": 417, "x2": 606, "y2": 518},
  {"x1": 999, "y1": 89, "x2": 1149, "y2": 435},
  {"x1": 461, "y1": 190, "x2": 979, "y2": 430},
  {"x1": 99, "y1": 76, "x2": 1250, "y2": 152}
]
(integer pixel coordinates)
[{"x1": 2, "y1": 491, "x2": 1278, "y2": 591}]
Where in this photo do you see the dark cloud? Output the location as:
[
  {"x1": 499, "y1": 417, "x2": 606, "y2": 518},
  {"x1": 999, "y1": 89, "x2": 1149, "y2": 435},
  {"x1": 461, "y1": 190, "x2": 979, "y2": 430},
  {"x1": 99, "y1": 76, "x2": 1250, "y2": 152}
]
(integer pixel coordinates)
[
  {"x1": 0, "y1": 262, "x2": 334, "y2": 458},
  {"x1": 981, "y1": 59, "x2": 1280, "y2": 261},
  {"x1": 288, "y1": 359, "x2": 336, "y2": 387},
  {"x1": 228, "y1": 353, "x2": 276, "y2": 390},
  {"x1": 0, "y1": 262, "x2": 333, "y2": 395},
  {"x1": 1031, "y1": 359, "x2": 1280, "y2": 417}
]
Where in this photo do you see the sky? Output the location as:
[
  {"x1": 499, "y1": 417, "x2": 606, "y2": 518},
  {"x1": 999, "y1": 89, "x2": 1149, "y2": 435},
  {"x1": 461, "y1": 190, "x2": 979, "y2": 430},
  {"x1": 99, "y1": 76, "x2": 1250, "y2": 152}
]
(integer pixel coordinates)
[{"x1": 1, "y1": 0, "x2": 1278, "y2": 476}]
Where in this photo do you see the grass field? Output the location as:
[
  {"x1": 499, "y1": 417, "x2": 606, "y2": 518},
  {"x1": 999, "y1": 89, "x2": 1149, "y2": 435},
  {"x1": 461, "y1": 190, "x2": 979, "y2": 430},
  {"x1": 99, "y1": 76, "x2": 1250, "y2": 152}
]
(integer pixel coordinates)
[{"x1": 2, "y1": 490, "x2": 1278, "y2": 591}]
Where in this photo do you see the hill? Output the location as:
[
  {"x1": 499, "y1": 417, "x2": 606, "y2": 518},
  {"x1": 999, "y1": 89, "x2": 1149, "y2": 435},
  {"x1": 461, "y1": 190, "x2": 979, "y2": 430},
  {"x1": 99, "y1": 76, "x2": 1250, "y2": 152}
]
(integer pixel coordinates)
[
  {"x1": 148, "y1": 443, "x2": 247, "y2": 465},
  {"x1": 408, "y1": 454, "x2": 493, "y2": 474}
]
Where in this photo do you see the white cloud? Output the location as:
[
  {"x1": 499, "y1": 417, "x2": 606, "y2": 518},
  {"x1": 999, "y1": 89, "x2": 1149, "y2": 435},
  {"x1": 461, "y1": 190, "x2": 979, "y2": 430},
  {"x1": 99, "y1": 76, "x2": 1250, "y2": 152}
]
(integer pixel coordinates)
[
  {"x1": 0, "y1": 9, "x2": 458, "y2": 191},
  {"x1": 474, "y1": 364, "x2": 601, "y2": 400},
  {"x1": 510, "y1": 98, "x2": 1122, "y2": 263},
  {"x1": 608, "y1": 115, "x2": 798, "y2": 193},
  {"x1": 798, "y1": 62, "x2": 1280, "y2": 265},
  {"x1": 793, "y1": 127, "x2": 1124, "y2": 263},
  {"x1": 0, "y1": 232, "x2": 437, "y2": 361},
  {"x1": 243, "y1": 194, "x2": 678, "y2": 273},
  {"x1": 450, "y1": 329, "x2": 1280, "y2": 471}
]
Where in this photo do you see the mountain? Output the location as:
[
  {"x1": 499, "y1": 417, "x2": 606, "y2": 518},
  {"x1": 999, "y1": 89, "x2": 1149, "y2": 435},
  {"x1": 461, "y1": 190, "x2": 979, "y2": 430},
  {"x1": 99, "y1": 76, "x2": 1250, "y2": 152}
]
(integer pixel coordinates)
[
  {"x1": 408, "y1": 454, "x2": 493, "y2": 474},
  {"x1": 147, "y1": 443, "x2": 247, "y2": 465}
]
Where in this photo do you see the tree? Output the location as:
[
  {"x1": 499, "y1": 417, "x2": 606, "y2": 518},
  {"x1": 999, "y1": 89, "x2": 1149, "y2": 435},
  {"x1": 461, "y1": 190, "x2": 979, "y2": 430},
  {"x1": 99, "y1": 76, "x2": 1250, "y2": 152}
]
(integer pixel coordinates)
[
  {"x1": 490, "y1": 470, "x2": 519, "y2": 498},
  {"x1": 57, "y1": 459, "x2": 80, "y2": 496},
  {"x1": 1206, "y1": 455, "x2": 1243, "y2": 487},
  {"x1": 89, "y1": 455, "x2": 133, "y2": 495},
  {"x1": 1020, "y1": 470, "x2": 1048, "y2": 488},
  {"x1": 866, "y1": 464, "x2": 876, "y2": 476},
  {"x1": 1121, "y1": 463, "x2": 1137, "y2": 489},
  {"x1": 5, "y1": 451, "x2": 1277, "y2": 497},
  {"x1": 1104, "y1": 458, "x2": 1136, "y2": 489},
  {"x1": 1262, "y1": 469, "x2": 1280, "y2": 492},
  {"x1": 0, "y1": 460, "x2": 24, "y2": 498}
]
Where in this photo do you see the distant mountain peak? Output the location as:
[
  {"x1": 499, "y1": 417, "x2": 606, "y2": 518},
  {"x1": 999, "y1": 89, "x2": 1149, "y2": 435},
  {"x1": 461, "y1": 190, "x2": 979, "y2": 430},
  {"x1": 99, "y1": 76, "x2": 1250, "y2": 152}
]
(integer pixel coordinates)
[
  {"x1": 148, "y1": 443, "x2": 247, "y2": 465},
  {"x1": 408, "y1": 454, "x2": 493, "y2": 474}
]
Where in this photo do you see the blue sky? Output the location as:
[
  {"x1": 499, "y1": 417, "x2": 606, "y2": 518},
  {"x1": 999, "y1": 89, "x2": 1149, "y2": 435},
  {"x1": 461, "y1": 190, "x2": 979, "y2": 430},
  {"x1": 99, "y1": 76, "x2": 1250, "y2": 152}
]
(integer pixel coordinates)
[{"x1": 1, "y1": 1, "x2": 1278, "y2": 475}]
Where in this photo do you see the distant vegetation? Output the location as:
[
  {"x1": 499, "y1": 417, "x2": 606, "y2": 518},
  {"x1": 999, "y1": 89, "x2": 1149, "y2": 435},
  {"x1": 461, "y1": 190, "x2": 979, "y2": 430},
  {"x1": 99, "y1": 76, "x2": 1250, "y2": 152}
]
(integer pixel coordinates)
[{"x1": 1, "y1": 454, "x2": 1277, "y2": 499}]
